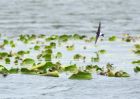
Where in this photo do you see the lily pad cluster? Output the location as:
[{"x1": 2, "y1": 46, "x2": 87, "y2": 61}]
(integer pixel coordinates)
[{"x1": 0, "y1": 33, "x2": 138, "y2": 80}]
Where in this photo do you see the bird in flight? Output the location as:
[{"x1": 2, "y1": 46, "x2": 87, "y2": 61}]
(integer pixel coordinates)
[{"x1": 95, "y1": 22, "x2": 104, "y2": 44}]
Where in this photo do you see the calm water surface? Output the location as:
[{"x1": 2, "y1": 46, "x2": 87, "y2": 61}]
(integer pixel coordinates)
[{"x1": 0, "y1": 0, "x2": 140, "y2": 99}]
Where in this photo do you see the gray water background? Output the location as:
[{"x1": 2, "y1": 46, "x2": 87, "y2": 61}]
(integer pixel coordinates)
[
  {"x1": 0, "y1": 0, "x2": 140, "y2": 99},
  {"x1": 0, "y1": 0, "x2": 140, "y2": 36}
]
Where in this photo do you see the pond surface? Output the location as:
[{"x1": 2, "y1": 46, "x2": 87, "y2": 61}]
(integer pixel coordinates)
[
  {"x1": 0, "y1": 0, "x2": 140, "y2": 36},
  {"x1": 0, "y1": 0, "x2": 140, "y2": 99}
]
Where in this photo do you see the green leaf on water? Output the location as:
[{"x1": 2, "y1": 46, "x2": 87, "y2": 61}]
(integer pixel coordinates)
[
  {"x1": 108, "y1": 36, "x2": 117, "y2": 41},
  {"x1": 134, "y1": 50, "x2": 140, "y2": 54},
  {"x1": 115, "y1": 71, "x2": 130, "y2": 77},
  {"x1": 3, "y1": 39, "x2": 9, "y2": 45},
  {"x1": 59, "y1": 35, "x2": 70, "y2": 42},
  {"x1": 10, "y1": 40, "x2": 16, "y2": 48},
  {"x1": 9, "y1": 68, "x2": 19, "y2": 74},
  {"x1": 46, "y1": 35, "x2": 58, "y2": 41},
  {"x1": 135, "y1": 44, "x2": 140, "y2": 49},
  {"x1": 43, "y1": 54, "x2": 52, "y2": 61},
  {"x1": 64, "y1": 64, "x2": 78, "y2": 73},
  {"x1": 66, "y1": 45, "x2": 74, "y2": 51},
  {"x1": 41, "y1": 71, "x2": 59, "y2": 77},
  {"x1": 132, "y1": 60, "x2": 140, "y2": 65},
  {"x1": 0, "y1": 65, "x2": 8, "y2": 73},
  {"x1": 73, "y1": 54, "x2": 83, "y2": 60},
  {"x1": 69, "y1": 71, "x2": 92, "y2": 80},
  {"x1": 21, "y1": 68, "x2": 36, "y2": 74},
  {"x1": 134, "y1": 66, "x2": 140, "y2": 73},
  {"x1": 5, "y1": 58, "x2": 10, "y2": 64},
  {"x1": 38, "y1": 34, "x2": 45, "y2": 38},
  {"x1": 34, "y1": 45, "x2": 40, "y2": 50},
  {"x1": 31, "y1": 62, "x2": 54, "y2": 72},
  {"x1": 0, "y1": 52, "x2": 9, "y2": 59},
  {"x1": 56, "y1": 52, "x2": 62, "y2": 58},
  {"x1": 50, "y1": 42, "x2": 56, "y2": 48},
  {"x1": 22, "y1": 58, "x2": 35, "y2": 65},
  {"x1": 98, "y1": 49, "x2": 106, "y2": 54},
  {"x1": 17, "y1": 50, "x2": 30, "y2": 56}
]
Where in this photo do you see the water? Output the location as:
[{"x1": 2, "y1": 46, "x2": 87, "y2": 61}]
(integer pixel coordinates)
[
  {"x1": 0, "y1": 0, "x2": 140, "y2": 36},
  {"x1": 0, "y1": 0, "x2": 140, "y2": 99}
]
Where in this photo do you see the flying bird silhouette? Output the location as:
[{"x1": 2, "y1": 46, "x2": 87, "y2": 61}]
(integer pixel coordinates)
[{"x1": 95, "y1": 22, "x2": 104, "y2": 44}]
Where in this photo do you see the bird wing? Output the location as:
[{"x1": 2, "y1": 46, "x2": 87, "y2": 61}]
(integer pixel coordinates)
[{"x1": 95, "y1": 22, "x2": 101, "y2": 44}]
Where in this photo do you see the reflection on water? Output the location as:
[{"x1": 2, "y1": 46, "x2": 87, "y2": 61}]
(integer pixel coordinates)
[{"x1": 0, "y1": 0, "x2": 140, "y2": 99}]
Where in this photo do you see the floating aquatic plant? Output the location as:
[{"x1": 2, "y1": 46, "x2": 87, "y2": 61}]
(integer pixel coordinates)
[
  {"x1": 64, "y1": 64, "x2": 78, "y2": 73},
  {"x1": 0, "y1": 33, "x2": 135, "y2": 80},
  {"x1": 73, "y1": 54, "x2": 83, "y2": 60},
  {"x1": 0, "y1": 65, "x2": 8, "y2": 74},
  {"x1": 98, "y1": 49, "x2": 106, "y2": 54},
  {"x1": 55, "y1": 52, "x2": 62, "y2": 59},
  {"x1": 34, "y1": 45, "x2": 40, "y2": 50},
  {"x1": 108, "y1": 36, "x2": 117, "y2": 41},
  {"x1": 133, "y1": 44, "x2": 140, "y2": 54},
  {"x1": 21, "y1": 68, "x2": 37, "y2": 75},
  {"x1": 114, "y1": 71, "x2": 130, "y2": 77},
  {"x1": 5, "y1": 58, "x2": 10, "y2": 64},
  {"x1": 66, "y1": 45, "x2": 75, "y2": 51},
  {"x1": 134, "y1": 66, "x2": 140, "y2": 73},
  {"x1": 17, "y1": 50, "x2": 30, "y2": 56},
  {"x1": 9, "y1": 68, "x2": 19, "y2": 74},
  {"x1": 50, "y1": 42, "x2": 56, "y2": 48},
  {"x1": 0, "y1": 52, "x2": 9, "y2": 59},
  {"x1": 22, "y1": 58, "x2": 35, "y2": 66},
  {"x1": 69, "y1": 71, "x2": 92, "y2": 80},
  {"x1": 3, "y1": 39, "x2": 9, "y2": 45},
  {"x1": 46, "y1": 35, "x2": 58, "y2": 41},
  {"x1": 85, "y1": 65, "x2": 102, "y2": 73},
  {"x1": 9, "y1": 40, "x2": 16, "y2": 48},
  {"x1": 99, "y1": 63, "x2": 130, "y2": 77},
  {"x1": 132, "y1": 60, "x2": 140, "y2": 65},
  {"x1": 41, "y1": 71, "x2": 59, "y2": 77}
]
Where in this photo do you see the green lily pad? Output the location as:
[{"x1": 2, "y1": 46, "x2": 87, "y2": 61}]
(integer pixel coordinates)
[
  {"x1": 134, "y1": 66, "x2": 140, "y2": 73},
  {"x1": 43, "y1": 54, "x2": 52, "y2": 61},
  {"x1": 107, "y1": 71, "x2": 115, "y2": 77},
  {"x1": 21, "y1": 68, "x2": 37, "y2": 74},
  {"x1": 0, "y1": 65, "x2": 8, "y2": 73},
  {"x1": 22, "y1": 58, "x2": 35, "y2": 65},
  {"x1": 17, "y1": 50, "x2": 30, "y2": 56},
  {"x1": 9, "y1": 68, "x2": 19, "y2": 74},
  {"x1": 135, "y1": 44, "x2": 140, "y2": 49},
  {"x1": 34, "y1": 45, "x2": 40, "y2": 50},
  {"x1": 41, "y1": 71, "x2": 59, "y2": 77},
  {"x1": 69, "y1": 71, "x2": 92, "y2": 80},
  {"x1": 66, "y1": 45, "x2": 74, "y2": 51},
  {"x1": 0, "y1": 52, "x2": 9, "y2": 58},
  {"x1": 3, "y1": 39, "x2": 9, "y2": 45},
  {"x1": 31, "y1": 62, "x2": 54, "y2": 72},
  {"x1": 50, "y1": 42, "x2": 56, "y2": 48},
  {"x1": 64, "y1": 64, "x2": 78, "y2": 73},
  {"x1": 56, "y1": 52, "x2": 62, "y2": 58},
  {"x1": 10, "y1": 40, "x2": 16, "y2": 48},
  {"x1": 73, "y1": 54, "x2": 83, "y2": 60},
  {"x1": 59, "y1": 35, "x2": 70, "y2": 42},
  {"x1": 132, "y1": 60, "x2": 140, "y2": 65},
  {"x1": 98, "y1": 49, "x2": 106, "y2": 54},
  {"x1": 115, "y1": 71, "x2": 130, "y2": 77},
  {"x1": 5, "y1": 58, "x2": 10, "y2": 64},
  {"x1": 108, "y1": 36, "x2": 117, "y2": 41}
]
